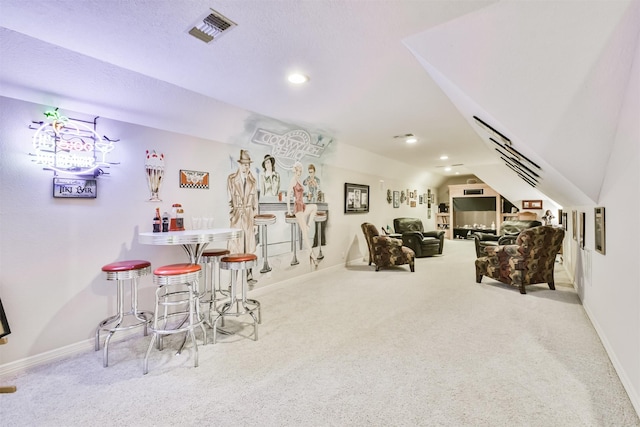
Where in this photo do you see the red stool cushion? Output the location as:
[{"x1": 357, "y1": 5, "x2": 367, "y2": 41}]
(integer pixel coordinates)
[
  {"x1": 154, "y1": 263, "x2": 201, "y2": 276},
  {"x1": 221, "y1": 253, "x2": 258, "y2": 263},
  {"x1": 102, "y1": 260, "x2": 151, "y2": 272},
  {"x1": 202, "y1": 249, "x2": 230, "y2": 257}
]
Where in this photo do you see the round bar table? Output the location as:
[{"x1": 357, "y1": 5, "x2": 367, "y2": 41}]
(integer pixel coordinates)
[
  {"x1": 138, "y1": 228, "x2": 243, "y2": 264},
  {"x1": 139, "y1": 228, "x2": 243, "y2": 340}
]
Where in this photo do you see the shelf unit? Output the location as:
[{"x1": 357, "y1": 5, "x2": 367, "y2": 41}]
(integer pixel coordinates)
[{"x1": 436, "y1": 213, "x2": 451, "y2": 239}]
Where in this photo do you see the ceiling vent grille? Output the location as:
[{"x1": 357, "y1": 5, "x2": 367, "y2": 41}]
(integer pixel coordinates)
[{"x1": 188, "y1": 9, "x2": 237, "y2": 43}]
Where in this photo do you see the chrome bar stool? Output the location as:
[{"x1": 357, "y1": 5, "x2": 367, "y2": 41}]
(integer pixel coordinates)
[
  {"x1": 143, "y1": 263, "x2": 206, "y2": 374},
  {"x1": 213, "y1": 254, "x2": 261, "y2": 343},
  {"x1": 314, "y1": 211, "x2": 327, "y2": 260},
  {"x1": 200, "y1": 248, "x2": 230, "y2": 323},
  {"x1": 285, "y1": 213, "x2": 299, "y2": 266},
  {"x1": 95, "y1": 260, "x2": 153, "y2": 368},
  {"x1": 254, "y1": 214, "x2": 277, "y2": 273}
]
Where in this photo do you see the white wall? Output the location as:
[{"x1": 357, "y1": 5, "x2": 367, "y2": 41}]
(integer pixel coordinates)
[
  {"x1": 562, "y1": 35, "x2": 640, "y2": 412},
  {"x1": 0, "y1": 95, "x2": 438, "y2": 369}
]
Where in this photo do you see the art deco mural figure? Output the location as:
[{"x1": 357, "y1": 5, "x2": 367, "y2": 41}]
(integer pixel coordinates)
[
  {"x1": 303, "y1": 163, "x2": 320, "y2": 202},
  {"x1": 287, "y1": 161, "x2": 319, "y2": 266},
  {"x1": 227, "y1": 150, "x2": 259, "y2": 280},
  {"x1": 260, "y1": 154, "x2": 280, "y2": 197}
]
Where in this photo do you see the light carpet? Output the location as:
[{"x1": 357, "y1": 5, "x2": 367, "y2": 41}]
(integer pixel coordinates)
[{"x1": 1, "y1": 239, "x2": 638, "y2": 426}]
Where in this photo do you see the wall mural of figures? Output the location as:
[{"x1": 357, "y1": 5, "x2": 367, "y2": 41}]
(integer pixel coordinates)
[
  {"x1": 287, "y1": 161, "x2": 320, "y2": 267},
  {"x1": 260, "y1": 154, "x2": 281, "y2": 198},
  {"x1": 224, "y1": 121, "x2": 332, "y2": 276},
  {"x1": 303, "y1": 163, "x2": 322, "y2": 203},
  {"x1": 227, "y1": 149, "x2": 259, "y2": 282}
]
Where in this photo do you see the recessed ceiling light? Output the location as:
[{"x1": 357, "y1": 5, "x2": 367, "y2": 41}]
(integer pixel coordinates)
[
  {"x1": 288, "y1": 73, "x2": 309, "y2": 84},
  {"x1": 440, "y1": 155, "x2": 448, "y2": 160},
  {"x1": 444, "y1": 167, "x2": 452, "y2": 172},
  {"x1": 406, "y1": 137, "x2": 417, "y2": 144}
]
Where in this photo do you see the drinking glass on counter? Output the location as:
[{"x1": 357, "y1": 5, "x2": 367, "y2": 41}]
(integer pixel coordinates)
[
  {"x1": 192, "y1": 217, "x2": 202, "y2": 230},
  {"x1": 189, "y1": 216, "x2": 214, "y2": 229}
]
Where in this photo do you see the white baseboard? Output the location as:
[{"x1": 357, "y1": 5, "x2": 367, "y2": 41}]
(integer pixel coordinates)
[
  {"x1": 0, "y1": 263, "x2": 345, "y2": 378},
  {"x1": 581, "y1": 301, "x2": 640, "y2": 418},
  {"x1": 0, "y1": 337, "x2": 94, "y2": 377}
]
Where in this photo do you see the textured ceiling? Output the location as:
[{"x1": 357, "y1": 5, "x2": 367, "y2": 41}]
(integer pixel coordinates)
[{"x1": 1, "y1": 0, "x2": 637, "y2": 206}]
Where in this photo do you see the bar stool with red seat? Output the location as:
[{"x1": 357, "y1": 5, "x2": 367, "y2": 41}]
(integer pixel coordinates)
[
  {"x1": 314, "y1": 211, "x2": 327, "y2": 260},
  {"x1": 143, "y1": 263, "x2": 206, "y2": 374},
  {"x1": 254, "y1": 213, "x2": 277, "y2": 273},
  {"x1": 199, "y1": 248, "x2": 230, "y2": 324},
  {"x1": 284, "y1": 213, "x2": 299, "y2": 266},
  {"x1": 95, "y1": 259, "x2": 153, "y2": 368},
  {"x1": 212, "y1": 253, "x2": 261, "y2": 343}
]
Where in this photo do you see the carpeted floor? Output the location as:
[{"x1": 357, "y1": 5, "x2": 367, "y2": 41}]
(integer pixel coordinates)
[{"x1": 1, "y1": 239, "x2": 638, "y2": 426}]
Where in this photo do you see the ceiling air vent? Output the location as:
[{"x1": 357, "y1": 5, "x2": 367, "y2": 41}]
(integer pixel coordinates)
[{"x1": 188, "y1": 9, "x2": 237, "y2": 43}]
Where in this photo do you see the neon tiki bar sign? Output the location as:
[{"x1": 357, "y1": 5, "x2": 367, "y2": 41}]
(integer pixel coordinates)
[{"x1": 31, "y1": 108, "x2": 117, "y2": 176}]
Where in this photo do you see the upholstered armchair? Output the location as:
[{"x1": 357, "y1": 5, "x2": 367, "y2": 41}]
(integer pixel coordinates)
[
  {"x1": 361, "y1": 223, "x2": 415, "y2": 272},
  {"x1": 475, "y1": 226, "x2": 564, "y2": 294},
  {"x1": 472, "y1": 220, "x2": 542, "y2": 258},
  {"x1": 393, "y1": 217, "x2": 444, "y2": 257}
]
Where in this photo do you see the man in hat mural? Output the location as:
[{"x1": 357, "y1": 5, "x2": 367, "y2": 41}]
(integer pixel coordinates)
[{"x1": 227, "y1": 149, "x2": 258, "y2": 280}]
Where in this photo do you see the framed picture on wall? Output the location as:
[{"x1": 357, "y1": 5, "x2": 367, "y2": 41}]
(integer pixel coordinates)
[
  {"x1": 572, "y1": 210, "x2": 577, "y2": 240},
  {"x1": 579, "y1": 211, "x2": 586, "y2": 249},
  {"x1": 522, "y1": 200, "x2": 542, "y2": 209},
  {"x1": 562, "y1": 212, "x2": 568, "y2": 231},
  {"x1": 595, "y1": 207, "x2": 605, "y2": 255},
  {"x1": 344, "y1": 183, "x2": 369, "y2": 213},
  {"x1": 393, "y1": 191, "x2": 400, "y2": 208},
  {"x1": 0, "y1": 298, "x2": 10, "y2": 339}
]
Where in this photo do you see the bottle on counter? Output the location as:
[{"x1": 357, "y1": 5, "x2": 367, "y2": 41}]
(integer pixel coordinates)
[
  {"x1": 491, "y1": 221, "x2": 496, "y2": 230},
  {"x1": 162, "y1": 212, "x2": 170, "y2": 232},
  {"x1": 153, "y1": 208, "x2": 161, "y2": 232}
]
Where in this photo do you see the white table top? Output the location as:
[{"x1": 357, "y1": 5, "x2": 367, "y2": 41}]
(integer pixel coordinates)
[{"x1": 138, "y1": 228, "x2": 242, "y2": 246}]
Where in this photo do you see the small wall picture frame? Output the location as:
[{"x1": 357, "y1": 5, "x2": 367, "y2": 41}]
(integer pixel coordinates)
[
  {"x1": 522, "y1": 200, "x2": 542, "y2": 209},
  {"x1": 572, "y1": 210, "x2": 577, "y2": 240},
  {"x1": 579, "y1": 211, "x2": 586, "y2": 249},
  {"x1": 594, "y1": 207, "x2": 605, "y2": 255},
  {"x1": 344, "y1": 183, "x2": 369, "y2": 213},
  {"x1": 53, "y1": 177, "x2": 97, "y2": 198},
  {"x1": 393, "y1": 191, "x2": 400, "y2": 208},
  {"x1": 180, "y1": 170, "x2": 209, "y2": 189}
]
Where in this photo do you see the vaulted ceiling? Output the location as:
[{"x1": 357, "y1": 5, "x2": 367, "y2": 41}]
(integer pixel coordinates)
[{"x1": 1, "y1": 0, "x2": 637, "y2": 207}]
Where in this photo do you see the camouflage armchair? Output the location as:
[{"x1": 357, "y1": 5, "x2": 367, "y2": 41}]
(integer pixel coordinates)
[
  {"x1": 361, "y1": 223, "x2": 415, "y2": 272},
  {"x1": 475, "y1": 226, "x2": 564, "y2": 294}
]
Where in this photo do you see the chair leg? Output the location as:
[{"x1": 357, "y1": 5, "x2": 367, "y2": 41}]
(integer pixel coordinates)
[
  {"x1": 410, "y1": 262, "x2": 415, "y2": 272},
  {"x1": 548, "y1": 280, "x2": 556, "y2": 290},
  {"x1": 519, "y1": 284, "x2": 527, "y2": 294},
  {"x1": 475, "y1": 274, "x2": 482, "y2": 283}
]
